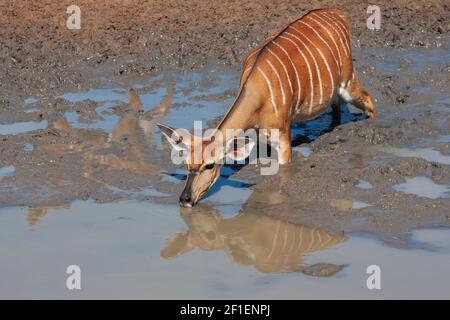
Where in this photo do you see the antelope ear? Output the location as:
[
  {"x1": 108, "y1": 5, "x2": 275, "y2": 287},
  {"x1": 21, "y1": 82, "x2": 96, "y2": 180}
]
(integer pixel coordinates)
[
  {"x1": 157, "y1": 123, "x2": 190, "y2": 151},
  {"x1": 224, "y1": 136, "x2": 256, "y2": 161},
  {"x1": 128, "y1": 88, "x2": 143, "y2": 112}
]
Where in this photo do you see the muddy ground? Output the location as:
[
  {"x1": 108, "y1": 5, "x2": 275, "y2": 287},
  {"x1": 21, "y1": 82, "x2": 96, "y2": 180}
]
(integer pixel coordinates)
[
  {"x1": 0, "y1": 1, "x2": 449, "y2": 243},
  {"x1": 1, "y1": 0, "x2": 449, "y2": 102}
]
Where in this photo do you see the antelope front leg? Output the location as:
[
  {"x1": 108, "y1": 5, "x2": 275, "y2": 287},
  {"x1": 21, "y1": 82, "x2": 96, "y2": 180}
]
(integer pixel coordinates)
[
  {"x1": 331, "y1": 100, "x2": 341, "y2": 127},
  {"x1": 276, "y1": 130, "x2": 292, "y2": 165}
]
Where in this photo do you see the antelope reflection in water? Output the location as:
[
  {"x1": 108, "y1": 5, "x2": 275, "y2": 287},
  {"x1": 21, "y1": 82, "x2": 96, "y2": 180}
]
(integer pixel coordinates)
[
  {"x1": 42, "y1": 84, "x2": 174, "y2": 181},
  {"x1": 161, "y1": 205, "x2": 347, "y2": 274},
  {"x1": 26, "y1": 85, "x2": 174, "y2": 223}
]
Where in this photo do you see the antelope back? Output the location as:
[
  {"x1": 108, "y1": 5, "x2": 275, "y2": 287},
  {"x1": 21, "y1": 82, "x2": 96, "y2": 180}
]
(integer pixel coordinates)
[{"x1": 240, "y1": 9, "x2": 354, "y2": 119}]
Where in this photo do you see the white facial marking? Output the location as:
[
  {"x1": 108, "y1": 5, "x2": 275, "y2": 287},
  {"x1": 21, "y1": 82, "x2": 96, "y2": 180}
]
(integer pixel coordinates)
[{"x1": 339, "y1": 86, "x2": 352, "y2": 102}]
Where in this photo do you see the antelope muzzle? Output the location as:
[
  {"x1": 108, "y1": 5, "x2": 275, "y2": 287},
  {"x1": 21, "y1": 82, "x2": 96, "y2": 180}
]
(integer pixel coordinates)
[{"x1": 179, "y1": 172, "x2": 196, "y2": 207}]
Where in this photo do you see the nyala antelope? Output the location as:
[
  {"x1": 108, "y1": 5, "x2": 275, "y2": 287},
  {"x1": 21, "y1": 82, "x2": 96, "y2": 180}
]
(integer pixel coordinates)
[{"x1": 158, "y1": 8, "x2": 376, "y2": 207}]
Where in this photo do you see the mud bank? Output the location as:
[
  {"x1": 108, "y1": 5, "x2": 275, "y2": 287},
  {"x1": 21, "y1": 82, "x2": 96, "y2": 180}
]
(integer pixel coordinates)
[{"x1": 0, "y1": 43, "x2": 449, "y2": 244}]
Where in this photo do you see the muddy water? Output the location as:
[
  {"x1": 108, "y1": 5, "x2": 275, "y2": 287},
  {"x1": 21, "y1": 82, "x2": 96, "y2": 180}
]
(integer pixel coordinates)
[
  {"x1": 0, "y1": 120, "x2": 48, "y2": 135},
  {"x1": 1, "y1": 201, "x2": 450, "y2": 299},
  {"x1": 1, "y1": 46, "x2": 450, "y2": 298}
]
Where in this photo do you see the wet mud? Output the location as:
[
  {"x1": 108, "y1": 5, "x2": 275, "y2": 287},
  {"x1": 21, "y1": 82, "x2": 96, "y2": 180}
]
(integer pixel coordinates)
[
  {"x1": 0, "y1": 2, "x2": 449, "y2": 251},
  {"x1": 0, "y1": 42, "x2": 448, "y2": 246}
]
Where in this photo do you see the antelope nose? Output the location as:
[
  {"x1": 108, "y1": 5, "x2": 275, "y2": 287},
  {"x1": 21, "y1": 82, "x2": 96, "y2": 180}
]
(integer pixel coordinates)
[{"x1": 179, "y1": 193, "x2": 193, "y2": 207}]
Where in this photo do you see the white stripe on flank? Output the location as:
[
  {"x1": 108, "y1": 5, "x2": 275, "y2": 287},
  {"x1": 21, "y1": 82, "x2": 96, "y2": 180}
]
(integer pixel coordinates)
[
  {"x1": 267, "y1": 221, "x2": 281, "y2": 261},
  {"x1": 286, "y1": 29, "x2": 323, "y2": 108},
  {"x1": 282, "y1": 228, "x2": 288, "y2": 253},
  {"x1": 311, "y1": 12, "x2": 348, "y2": 58},
  {"x1": 297, "y1": 225, "x2": 304, "y2": 251},
  {"x1": 243, "y1": 66, "x2": 252, "y2": 75},
  {"x1": 279, "y1": 35, "x2": 314, "y2": 110},
  {"x1": 307, "y1": 14, "x2": 343, "y2": 69},
  {"x1": 320, "y1": 12, "x2": 350, "y2": 56},
  {"x1": 291, "y1": 25, "x2": 335, "y2": 99},
  {"x1": 307, "y1": 228, "x2": 316, "y2": 253},
  {"x1": 322, "y1": 12, "x2": 351, "y2": 55},
  {"x1": 257, "y1": 66, "x2": 278, "y2": 116},
  {"x1": 288, "y1": 226, "x2": 297, "y2": 252},
  {"x1": 298, "y1": 20, "x2": 340, "y2": 73},
  {"x1": 322, "y1": 233, "x2": 332, "y2": 249},
  {"x1": 246, "y1": 47, "x2": 261, "y2": 60},
  {"x1": 272, "y1": 40, "x2": 302, "y2": 113},
  {"x1": 323, "y1": 11, "x2": 350, "y2": 40},
  {"x1": 317, "y1": 229, "x2": 322, "y2": 244},
  {"x1": 267, "y1": 47, "x2": 293, "y2": 96},
  {"x1": 266, "y1": 58, "x2": 286, "y2": 105}
]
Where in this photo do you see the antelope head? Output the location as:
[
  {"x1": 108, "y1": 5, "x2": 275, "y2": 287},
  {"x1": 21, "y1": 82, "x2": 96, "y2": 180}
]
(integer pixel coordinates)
[{"x1": 157, "y1": 123, "x2": 255, "y2": 207}]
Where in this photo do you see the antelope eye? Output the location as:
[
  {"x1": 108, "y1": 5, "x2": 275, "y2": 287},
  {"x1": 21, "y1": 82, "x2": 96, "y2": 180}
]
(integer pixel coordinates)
[{"x1": 204, "y1": 163, "x2": 215, "y2": 170}]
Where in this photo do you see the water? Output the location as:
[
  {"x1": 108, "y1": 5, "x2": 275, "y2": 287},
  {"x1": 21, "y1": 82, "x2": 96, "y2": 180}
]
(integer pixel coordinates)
[
  {"x1": 21, "y1": 142, "x2": 34, "y2": 151},
  {"x1": 0, "y1": 165, "x2": 15, "y2": 181},
  {"x1": 352, "y1": 200, "x2": 372, "y2": 209},
  {"x1": 356, "y1": 180, "x2": 373, "y2": 190},
  {"x1": 64, "y1": 105, "x2": 119, "y2": 133},
  {"x1": 428, "y1": 134, "x2": 450, "y2": 143},
  {"x1": 293, "y1": 145, "x2": 312, "y2": 158},
  {"x1": 24, "y1": 97, "x2": 38, "y2": 104},
  {"x1": 291, "y1": 103, "x2": 366, "y2": 145},
  {"x1": 0, "y1": 201, "x2": 449, "y2": 299},
  {"x1": 60, "y1": 88, "x2": 128, "y2": 103},
  {"x1": 24, "y1": 108, "x2": 39, "y2": 113},
  {"x1": 330, "y1": 199, "x2": 373, "y2": 211},
  {"x1": 393, "y1": 176, "x2": 449, "y2": 199},
  {"x1": 382, "y1": 147, "x2": 450, "y2": 165},
  {"x1": 0, "y1": 121, "x2": 48, "y2": 135},
  {"x1": 360, "y1": 46, "x2": 450, "y2": 74},
  {"x1": 1, "y1": 46, "x2": 450, "y2": 298}
]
